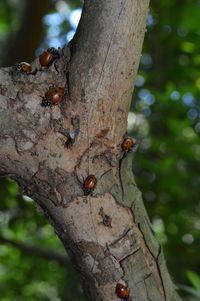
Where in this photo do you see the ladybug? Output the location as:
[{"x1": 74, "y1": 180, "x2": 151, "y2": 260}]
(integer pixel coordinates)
[
  {"x1": 83, "y1": 175, "x2": 97, "y2": 195},
  {"x1": 121, "y1": 137, "x2": 137, "y2": 154},
  {"x1": 41, "y1": 86, "x2": 64, "y2": 107},
  {"x1": 115, "y1": 283, "x2": 129, "y2": 300},
  {"x1": 39, "y1": 47, "x2": 59, "y2": 67},
  {"x1": 15, "y1": 62, "x2": 32, "y2": 73}
]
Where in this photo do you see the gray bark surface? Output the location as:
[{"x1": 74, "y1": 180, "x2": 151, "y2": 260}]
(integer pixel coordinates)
[{"x1": 0, "y1": 1, "x2": 181, "y2": 300}]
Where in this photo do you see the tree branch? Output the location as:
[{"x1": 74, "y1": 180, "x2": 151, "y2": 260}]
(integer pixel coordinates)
[
  {"x1": 0, "y1": 234, "x2": 68, "y2": 265},
  {"x1": 0, "y1": 1, "x2": 182, "y2": 300},
  {"x1": 69, "y1": 0, "x2": 149, "y2": 146}
]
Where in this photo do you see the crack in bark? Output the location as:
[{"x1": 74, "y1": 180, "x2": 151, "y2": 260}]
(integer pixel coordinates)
[
  {"x1": 143, "y1": 278, "x2": 152, "y2": 301},
  {"x1": 118, "y1": 156, "x2": 125, "y2": 200},
  {"x1": 96, "y1": 0, "x2": 127, "y2": 92},
  {"x1": 137, "y1": 223, "x2": 166, "y2": 300}
]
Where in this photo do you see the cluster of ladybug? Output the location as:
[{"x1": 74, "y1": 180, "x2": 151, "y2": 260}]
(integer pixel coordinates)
[
  {"x1": 83, "y1": 141, "x2": 134, "y2": 300},
  {"x1": 15, "y1": 46, "x2": 136, "y2": 198},
  {"x1": 16, "y1": 47, "x2": 65, "y2": 108},
  {"x1": 83, "y1": 137, "x2": 137, "y2": 196},
  {"x1": 16, "y1": 48, "x2": 133, "y2": 300},
  {"x1": 16, "y1": 47, "x2": 60, "y2": 74}
]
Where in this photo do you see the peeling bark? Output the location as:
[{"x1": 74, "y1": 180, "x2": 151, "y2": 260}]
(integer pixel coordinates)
[{"x1": 0, "y1": 0, "x2": 182, "y2": 300}]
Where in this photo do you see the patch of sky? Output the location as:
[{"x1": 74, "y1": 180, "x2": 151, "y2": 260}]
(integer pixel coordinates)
[
  {"x1": 182, "y1": 92, "x2": 195, "y2": 106},
  {"x1": 47, "y1": 25, "x2": 61, "y2": 38},
  {"x1": 138, "y1": 89, "x2": 155, "y2": 105},
  {"x1": 43, "y1": 13, "x2": 65, "y2": 26},
  {"x1": 42, "y1": 7, "x2": 82, "y2": 47},
  {"x1": 170, "y1": 90, "x2": 180, "y2": 101},
  {"x1": 46, "y1": 37, "x2": 62, "y2": 48},
  {"x1": 66, "y1": 30, "x2": 76, "y2": 42},
  {"x1": 147, "y1": 13, "x2": 155, "y2": 28},
  {"x1": 187, "y1": 108, "x2": 198, "y2": 120},
  {"x1": 68, "y1": 8, "x2": 82, "y2": 29},
  {"x1": 142, "y1": 107, "x2": 151, "y2": 117},
  {"x1": 35, "y1": 47, "x2": 44, "y2": 56},
  {"x1": 141, "y1": 53, "x2": 152, "y2": 68},
  {"x1": 135, "y1": 75, "x2": 145, "y2": 87}
]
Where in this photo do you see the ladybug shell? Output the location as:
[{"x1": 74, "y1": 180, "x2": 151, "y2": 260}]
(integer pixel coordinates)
[
  {"x1": 115, "y1": 283, "x2": 129, "y2": 299},
  {"x1": 83, "y1": 175, "x2": 97, "y2": 195},
  {"x1": 45, "y1": 87, "x2": 64, "y2": 106},
  {"x1": 39, "y1": 51, "x2": 54, "y2": 67},
  {"x1": 17, "y1": 62, "x2": 31, "y2": 73},
  {"x1": 122, "y1": 137, "x2": 136, "y2": 153}
]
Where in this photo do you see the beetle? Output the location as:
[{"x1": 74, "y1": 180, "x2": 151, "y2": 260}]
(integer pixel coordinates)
[
  {"x1": 115, "y1": 283, "x2": 129, "y2": 300},
  {"x1": 121, "y1": 137, "x2": 136, "y2": 154},
  {"x1": 83, "y1": 175, "x2": 97, "y2": 195},
  {"x1": 15, "y1": 62, "x2": 32, "y2": 73},
  {"x1": 41, "y1": 86, "x2": 65, "y2": 107},
  {"x1": 39, "y1": 47, "x2": 60, "y2": 67}
]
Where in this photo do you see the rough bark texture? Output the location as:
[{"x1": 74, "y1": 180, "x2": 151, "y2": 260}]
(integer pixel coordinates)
[{"x1": 0, "y1": 1, "x2": 182, "y2": 300}]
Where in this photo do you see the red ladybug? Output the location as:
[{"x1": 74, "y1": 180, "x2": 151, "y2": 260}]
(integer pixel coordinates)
[
  {"x1": 39, "y1": 47, "x2": 59, "y2": 67},
  {"x1": 15, "y1": 62, "x2": 31, "y2": 73},
  {"x1": 41, "y1": 86, "x2": 64, "y2": 107},
  {"x1": 115, "y1": 283, "x2": 129, "y2": 300},
  {"x1": 121, "y1": 137, "x2": 137, "y2": 154},
  {"x1": 83, "y1": 175, "x2": 97, "y2": 195}
]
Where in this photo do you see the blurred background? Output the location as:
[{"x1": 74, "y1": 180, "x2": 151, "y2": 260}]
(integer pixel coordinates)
[{"x1": 0, "y1": 0, "x2": 199, "y2": 300}]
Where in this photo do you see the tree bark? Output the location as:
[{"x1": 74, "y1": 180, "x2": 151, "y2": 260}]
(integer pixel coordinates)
[{"x1": 0, "y1": 0, "x2": 181, "y2": 300}]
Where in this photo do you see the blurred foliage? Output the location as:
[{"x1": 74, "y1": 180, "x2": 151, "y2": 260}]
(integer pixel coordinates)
[
  {"x1": 0, "y1": 0, "x2": 24, "y2": 61},
  {"x1": 130, "y1": 0, "x2": 200, "y2": 299},
  {"x1": 0, "y1": 0, "x2": 199, "y2": 300},
  {"x1": 0, "y1": 177, "x2": 85, "y2": 301}
]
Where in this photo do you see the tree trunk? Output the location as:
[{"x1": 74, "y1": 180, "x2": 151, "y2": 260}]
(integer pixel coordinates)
[{"x1": 0, "y1": 0, "x2": 181, "y2": 300}]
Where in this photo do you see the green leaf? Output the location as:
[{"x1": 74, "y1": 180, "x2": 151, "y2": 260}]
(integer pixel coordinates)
[{"x1": 186, "y1": 271, "x2": 200, "y2": 291}]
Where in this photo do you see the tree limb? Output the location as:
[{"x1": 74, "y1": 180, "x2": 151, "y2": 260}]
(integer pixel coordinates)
[
  {"x1": 0, "y1": 234, "x2": 68, "y2": 265},
  {"x1": 0, "y1": 1, "x2": 182, "y2": 300},
  {"x1": 69, "y1": 0, "x2": 149, "y2": 145}
]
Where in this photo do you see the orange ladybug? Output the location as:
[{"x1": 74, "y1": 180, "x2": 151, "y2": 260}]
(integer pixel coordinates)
[
  {"x1": 83, "y1": 175, "x2": 97, "y2": 195},
  {"x1": 121, "y1": 137, "x2": 137, "y2": 154},
  {"x1": 115, "y1": 283, "x2": 129, "y2": 300},
  {"x1": 39, "y1": 47, "x2": 59, "y2": 67},
  {"x1": 41, "y1": 86, "x2": 64, "y2": 107},
  {"x1": 15, "y1": 62, "x2": 31, "y2": 73}
]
